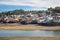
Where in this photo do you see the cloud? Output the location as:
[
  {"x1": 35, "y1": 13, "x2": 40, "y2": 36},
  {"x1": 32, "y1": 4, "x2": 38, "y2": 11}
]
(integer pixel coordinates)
[{"x1": 0, "y1": 0, "x2": 60, "y2": 10}]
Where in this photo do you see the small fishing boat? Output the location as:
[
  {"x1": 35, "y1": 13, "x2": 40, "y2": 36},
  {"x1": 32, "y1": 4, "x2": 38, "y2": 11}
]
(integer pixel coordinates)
[{"x1": 37, "y1": 14, "x2": 58, "y2": 26}]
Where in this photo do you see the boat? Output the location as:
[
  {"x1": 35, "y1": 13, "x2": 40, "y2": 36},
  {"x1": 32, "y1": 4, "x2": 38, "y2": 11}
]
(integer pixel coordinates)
[{"x1": 37, "y1": 14, "x2": 58, "y2": 26}]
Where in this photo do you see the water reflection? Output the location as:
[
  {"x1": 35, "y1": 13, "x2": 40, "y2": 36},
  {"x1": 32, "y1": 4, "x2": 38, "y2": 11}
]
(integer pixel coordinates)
[
  {"x1": 52, "y1": 31, "x2": 60, "y2": 36},
  {"x1": 0, "y1": 30, "x2": 60, "y2": 37}
]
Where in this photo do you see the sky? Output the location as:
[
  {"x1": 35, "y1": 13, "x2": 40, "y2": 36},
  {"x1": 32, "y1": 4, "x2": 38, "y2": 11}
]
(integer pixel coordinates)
[{"x1": 0, "y1": 0, "x2": 60, "y2": 12}]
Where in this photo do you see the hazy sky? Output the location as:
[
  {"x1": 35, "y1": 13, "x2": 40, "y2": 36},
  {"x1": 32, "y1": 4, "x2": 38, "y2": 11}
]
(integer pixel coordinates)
[{"x1": 0, "y1": 0, "x2": 60, "y2": 12}]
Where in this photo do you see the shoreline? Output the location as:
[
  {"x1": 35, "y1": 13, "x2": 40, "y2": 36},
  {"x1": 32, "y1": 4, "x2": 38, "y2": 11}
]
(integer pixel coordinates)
[
  {"x1": 0, "y1": 23, "x2": 60, "y2": 31},
  {"x1": 0, "y1": 37, "x2": 60, "y2": 40}
]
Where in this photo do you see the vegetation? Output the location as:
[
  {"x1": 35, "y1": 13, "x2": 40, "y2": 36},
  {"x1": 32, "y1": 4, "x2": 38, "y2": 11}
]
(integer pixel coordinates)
[
  {"x1": 0, "y1": 7, "x2": 60, "y2": 16},
  {"x1": 47, "y1": 7, "x2": 60, "y2": 14}
]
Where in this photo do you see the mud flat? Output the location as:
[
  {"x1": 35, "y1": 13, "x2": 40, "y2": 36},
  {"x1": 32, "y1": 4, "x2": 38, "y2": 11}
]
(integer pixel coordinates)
[
  {"x1": 0, "y1": 37, "x2": 60, "y2": 40},
  {"x1": 0, "y1": 23, "x2": 60, "y2": 30}
]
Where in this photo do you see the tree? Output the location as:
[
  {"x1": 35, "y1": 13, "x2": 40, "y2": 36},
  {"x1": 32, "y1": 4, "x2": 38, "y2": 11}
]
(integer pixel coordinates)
[
  {"x1": 54, "y1": 7, "x2": 60, "y2": 13},
  {"x1": 48, "y1": 7, "x2": 60, "y2": 13}
]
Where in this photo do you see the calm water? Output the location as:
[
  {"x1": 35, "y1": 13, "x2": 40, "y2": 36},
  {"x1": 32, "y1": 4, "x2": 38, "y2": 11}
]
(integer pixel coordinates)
[{"x1": 0, "y1": 30, "x2": 60, "y2": 37}]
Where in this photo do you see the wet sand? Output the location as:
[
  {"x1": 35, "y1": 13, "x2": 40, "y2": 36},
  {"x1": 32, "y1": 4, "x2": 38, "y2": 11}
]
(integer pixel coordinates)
[{"x1": 0, "y1": 23, "x2": 60, "y2": 30}]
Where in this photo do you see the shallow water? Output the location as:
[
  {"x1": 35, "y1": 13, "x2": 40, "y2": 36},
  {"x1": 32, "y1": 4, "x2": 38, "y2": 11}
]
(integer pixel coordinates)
[{"x1": 0, "y1": 30, "x2": 60, "y2": 37}]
